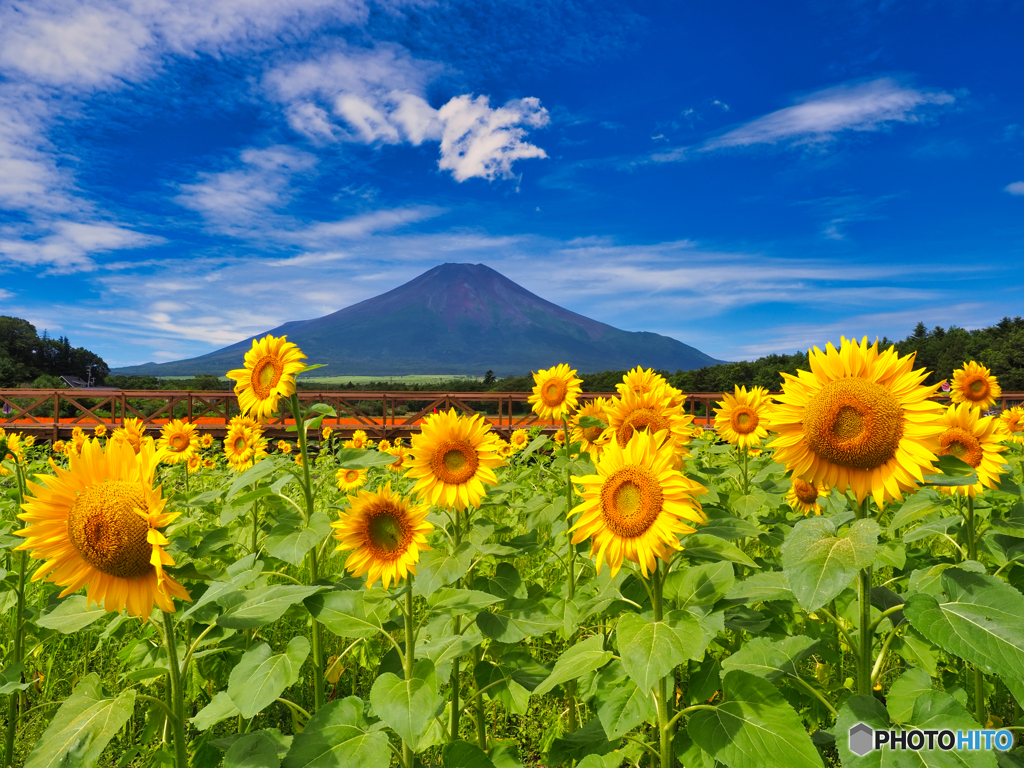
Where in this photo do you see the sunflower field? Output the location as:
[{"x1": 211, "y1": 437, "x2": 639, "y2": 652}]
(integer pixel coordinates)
[{"x1": 2, "y1": 336, "x2": 1024, "y2": 768}]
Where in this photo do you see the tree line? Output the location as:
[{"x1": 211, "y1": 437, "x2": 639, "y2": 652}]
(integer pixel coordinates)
[{"x1": 0, "y1": 316, "x2": 110, "y2": 388}]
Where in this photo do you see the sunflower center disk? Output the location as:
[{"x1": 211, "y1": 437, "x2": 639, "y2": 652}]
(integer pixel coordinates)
[
  {"x1": 617, "y1": 408, "x2": 670, "y2": 446},
  {"x1": 732, "y1": 408, "x2": 758, "y2": 434},
  {"x1": 170, "y1": 434, "x2": 188, "y2": 451},
  {"x1": 67, "y1": 480, "x2": 153, "y2": 579},
  {"x1": 939, "y1": 427, "x2": 983, "y2": 468},
  {"x1": 600, "y1": 467, "x2": 664, "y2": 538},
  {"x1": 802, "y1": 378, "x2": 904, "y2": 471},
  {"x1": 582, "y1": 426, "x2": 603, "y2": 442},
  {"x1": 366, "y1": 510, "x2": 410, "y2": 558},
  {"x1": 431, "y1": 441, "x2": 479, "y2": 485},
  {"x1": 967, "y1": 378, "x2": 987, "y2": 397},
  {"x1": 793, "y1": 478, "x2": 819, "y2": 505},
  {"x1": 251, "y1": 356, "x2": 283, "y2": 399},
  {"x1": 344, "y1": 470, "x2": 360, "y2": 483},
  {"x1": 542, "y1": 380, "x2": 568, "y2": 407},
  {"x1": 233, "y1": 437, "x2": 247, "y2": 451}
]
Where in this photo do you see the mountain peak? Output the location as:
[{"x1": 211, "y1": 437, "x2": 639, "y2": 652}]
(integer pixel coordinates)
[{"x1": 112, "y1": 263, "x2": 723, "y2": 376}]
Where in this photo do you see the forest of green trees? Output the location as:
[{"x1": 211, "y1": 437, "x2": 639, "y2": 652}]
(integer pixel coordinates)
[
  {"x1": 0, "y1": 316, "x2": 110, "y2": 388},
  {"x1": 5, "y1": 315, "x2": 1024, "y2": 393}
]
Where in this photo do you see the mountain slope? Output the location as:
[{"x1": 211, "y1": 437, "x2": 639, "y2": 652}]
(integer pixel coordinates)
[{"x1": 113, "y1": 263, "x2": 724, "y2": 376}]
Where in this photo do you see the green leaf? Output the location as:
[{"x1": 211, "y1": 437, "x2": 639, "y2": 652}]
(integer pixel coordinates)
[
  {"x1": 191, "y1": 691, "x2": 240, "y2": 731},
  {"x1": 477, "y1": 562, "x2": 527, "y2": 600},
  {"x1": 589, "y1": 662, "x2": 656, "y2": 740},
  {"x1": 23, "y1": 673, "x2": 136, "y2": 768},
  {"x1": 306, "y1": 589, "x2": 392, "y2": 639},
  {"x1": 576, "y1": 415, "x2": 607, "y2": 429},
  {"x1": 875, "y1": 541, "x2": 907, "y2": 570},
  {"x1": 0, "y1": 662, "x2": 30, "y2": 695},
  {"x1": 443, "y1": 741, "x2": 497, "y2": 768},
  {"x1": 547, "y1": 717, "x2": 618, "y2": 767},
  {"x1": 426, "y1": 588, "x2": 503, "y2": 616},
  {"x1": 369, "y1": 659, "x2": 439, "y2": 752},
  {"x1": 533, "y1": 635, "x2": 613, "y2": 696},
  {"x1": 37, "y1": 596, "x2": 107, "y2": 633},
  {"x1": 903, "y1": 516, "x2": 961, "y2": 543},
  {"x1": 668, "y1": 562, "x2": 735, "y2": 609},
  {"x1": 720, "y1": 635, "x2": 818, "y2": 682},
  {"x1": 725, "y1": 572, "x2": 795, "y2": 604},
  {"x1": 681, "y1": 533, "x2": 758, "y2": 567},
  {"x1": 905, "y1": 568, "x2": 1024, "y2": 682},
  {"x1": 521, "y1": 433, "x2": 549, "y2": 457},
  {"x1": 282, "y1": 697, "x2": 390, "y2": 768},
  {"x1": 687, "y1": 670, "x2": 823, "y2": 768},
  {"x1": 227, "y1": 456, "x2": 292, "y2": 500},
  {"x1": 228, "y1": 637, "x2": 310, "y2": 719},
  {"x1": 476, "y1": 598, "x2": 560, "y2": 643},
  {"x1": 616, "y1": 612, "x2": 702, "y2": 692},
  {"x1": 781, "y1": 516, "x2": 879, "y2": 612},
  {"x1": 180, "y1": 559, "x2": 263, "y2": 621},
  {"x1": 224, "y1": 732, "x2": 281, "y2": 768},
  {"x1": 265, "y1": 512, "x2": 331, "y2": 565},
  {"x1": 887, "y1": 490, "x2": 947, "y2": 532},
  {"x1": 473, "y1": 659, "x2": 530, "y2": 715},
  {"x1": 922, "y1": 455, "x2": 979, "y2": 486},
  {"x1": 414, "y1": 541, "x2": 476, "y2": 598},
  {"x1": 335, "y1": 448, "x2": 396, "y2": 469},
  {"x1": 886, "y1": 667, "x2": 934, "y2": 724},
  {"x1": 218, "y1": 585, "x2": 324, "y2": 629},
  {"x1": 697, "y1": 515, "x2": 763, "y2": 541}
]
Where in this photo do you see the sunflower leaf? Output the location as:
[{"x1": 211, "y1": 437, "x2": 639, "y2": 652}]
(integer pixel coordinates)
[
  {"x1": 282, "y1": 697, "x2": 390, "y2": 768},
  {"x1": 532, "y1": 635, "x2": 613, "y2": 696},
  {"x1": 369, "y1": 659, "x2": 440, "y2": 752},
  {"x1": 37, "y1": 596, "x2": 108, "y2": 634},
  {"x1": 228, "y1": 636, "x2": 310, "y2": 719},
  {"x1": 781, "y1": 516, "x2": 879, "y2": 613}
]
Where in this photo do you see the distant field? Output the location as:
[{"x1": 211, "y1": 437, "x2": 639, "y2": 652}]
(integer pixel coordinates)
[{"x1": 151, "y1": 374, "x2": 480, "y2": 384}]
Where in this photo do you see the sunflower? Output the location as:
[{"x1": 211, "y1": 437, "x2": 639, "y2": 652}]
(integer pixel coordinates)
[
  {"x1": 332, "y1": 482, "x2": 433, "y2": 589},
  {"x1": 186, "y1": 454, "x2": 202, "y2": 474},
  {"x1": 494, "y1": 439, "x2": 514, "y2": 459},
  {"x1": 1, "y1": 433, "x2": 26, "y2": 475},
  {"x1": 223, "y1": 423, "x2": 267, "y2": 471},
  {"x1": 950, "y1": 361, "x2": 1002, "y2": 411},
  {"x1": 553, "y1": 429, "x2": 567, "y2": 446},
  {"x1": 603, "y1": 386, "x2": 694, "y2": 454},
  {"x1": 350, "y1": 430, "x2": 369, "y2": 450},
  {"x1": 15, "y1": 439, "x2": 190, "y2": 617},
  {"x1": 322, "y1": 427, "x2": 333, "y2": 442},
  {"x1": 529, "y1": 364, "x2": 583, "y2": 422},
  {"x1": 94, "y1": 424, "x2": 107, "y2": 438},
  {"x1": 767, "y1": 337, "x2": 945, "y2": 507},
  {"x1": 1001, "y1": 407, "x2": 1024, "y2": 445},
  {"x1": 935, "y1": 402, "x2": 1009, "y2": 497},
  {"x1": 714, "y1": 386, "x2": 772, "y2": 449},
  {"x1": 616, "y1": 367, "x2": 668, "y2": 397},
  {"x1": 405, "y1": 409, "x2": 503, "y2": 510},
  {"x1": 202, "y1": 458, "x2": 216, "y2": 469},
  {"x1": 569, "y1": 429, "x2": 707, "y2": 577},
  {"x1": 200, "y1": 433, "x2": 214, "y2": 449},
  {"x1": 277, "y1": 440, "x2": 292, "y2": 454},
  {"x1": 385, "y1": 445, "x2": 410, "y2": 473},
  {"x1": 336, "y1": 467, "x2": 368, "y2": 491},
  {"x1": 787, "y1": 477, "x2": 829, "y2": 515},
  {"x1": 53, "y1": 440, "x2": 66, "y2": 454},
  {"x1": 157, "y1": 420, "x2": 199, "y2": 465},
  {"x1": 226, "y1": 334, "x2": 307, "y2": 421},
  {"x1": 111, "y1": 418, "x2": 146, "y2": 454},
  {"x1": 510, "y1": 429, "x2": 530, "y2": 451},
  {"x1": 294, "y1": 454, "x2": 304, "y2": 467},
  {"x1": 570, "y1": 398, "x2": 611, "y2": 457},
  {"x1": 377, "y1": 439, "x2": 392, "y2": 452}
]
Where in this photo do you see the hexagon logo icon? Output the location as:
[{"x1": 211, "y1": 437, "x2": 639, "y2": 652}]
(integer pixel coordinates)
[{"x1": 849, "y1": 723, "x2": 874, "y2": 756}]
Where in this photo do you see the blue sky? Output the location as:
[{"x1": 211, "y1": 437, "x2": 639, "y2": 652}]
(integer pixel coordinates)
[{"x1": 1, "y1": 0, "x2": 1022, "y2": 369}]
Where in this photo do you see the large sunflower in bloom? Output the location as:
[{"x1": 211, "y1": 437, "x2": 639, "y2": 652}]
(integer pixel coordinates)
[
  {"x1": 227, "y1": 334, "x2": 307, "y2": 421},
  {"x1": 332, "y1": 482, "x2": 433, "y2": 589},
  {"x1": 509, "y1": 429, "x2": 530, "y2": 451},
  {"x1": 111, "y1": 418, "x2": 147, "y2": 454},
  {"x1": 787, "y1": 477, "x2": 828, "y2": 516},
  {"x1": 15, "y1": 439, "x2": 190, "y2": 616},
  {"x1": 714, "y1": 386, "x2": 772, "y2": 450},
  {"x1": 767, "y1": 337, "x2": 945, "y2": 506},
  {"x1": 935, "y1": 402, "x2": 1009, "y2": 497},
  {"x1": 157, "y1": 419, "x2": 200, "y2": 465},
  {"x1": 570, "y1": 398, "x2": 611, "y2": 457},
  {"x1": 223, "y1": 422, "x2": 268, "y2": 471},
  {"x1": 336, "y1": 467, "x2": 368, "y2": 492},
  {"x1": 1001, "y1": 407, "x2": 1024, "y2": 445},
  {"x1": 949, "y1": 361, "x2": 1002, "y2": 411},
  {"x1": 405, "y1": 410, "x2": 503, "y2": 510},
  {"x1": 603, "y1": 385, "x2": 694, "y2": 453},
  {"x1": 528, "y1": 364, "x2": 583, "y2": 422},
  {"x1": 570, "y1": 430, "x2": 707, "y2": 577}
]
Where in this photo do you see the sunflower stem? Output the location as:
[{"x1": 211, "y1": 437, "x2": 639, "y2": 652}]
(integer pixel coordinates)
[
  {"x1": 450, "y1": 510, "x2": 462, "y2": 743},
  {"x1": 161, "y1": 611, "x2": 189, "y2": 768},
  {"x1": 403, "y1": 575, "x2": 416, "y2": 768},
  {"x1": 653, "y1": 562, "x2": 675, "y2": 767},
  {"x1": 854, "y1": 497, "x2": 873, "y2": 696},
  {"x1": 290, "y1": 392, "x2": 325, "y2": 713},
  {"x1": 561, "y1": 415, "x2": 579, "y2": 734},
  {"x1": 3, "y1": 461, "x2": 27, "y2": 768},
  {"x1": 965, "y1": 495, "x2": 987, "y2": 724}
]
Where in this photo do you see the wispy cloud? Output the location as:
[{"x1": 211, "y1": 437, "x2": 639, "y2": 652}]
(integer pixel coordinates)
[{"x1": 1005, "y1": 181, "x2": 1024, "y2": 196}]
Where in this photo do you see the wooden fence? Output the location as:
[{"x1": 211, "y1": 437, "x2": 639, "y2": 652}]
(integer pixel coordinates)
[{"x1": 2, "y1": 388, "x2": 1022, "y2": 442}]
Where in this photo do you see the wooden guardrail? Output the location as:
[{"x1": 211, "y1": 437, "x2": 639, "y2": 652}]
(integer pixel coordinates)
[{"x1": 2, "y1": 389, "x2": 1021, "y2": 442}]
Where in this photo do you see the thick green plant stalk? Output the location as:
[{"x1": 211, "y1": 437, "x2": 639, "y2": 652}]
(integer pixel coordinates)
[
  {"x1": 653, "y1": 562, "x2": 675, "y2": 767},
  {"x1": 966, "y1": 495, "x2": 986, "y2": 724},
  {"x1": 290, "y1": 393, "x2": 325, "y2": 712},
  {"x1": 854, "y1": 497, "x2": 873, "y2": 696},
  {"x1": 3, "y1": 459, "x2": 27, "y2": 768},
  {"x1": 562, "y1": 415, "x2": 579, "y2": 733},
  {"x1": 403, "y1": 576, "x2": 416, "y2": 768},
  {"x1": 449, "y1": 510, "x2": 462, "y2": 741},
  {"x1": 162, "y1": 611, "x2": 189, "y2": 768}
]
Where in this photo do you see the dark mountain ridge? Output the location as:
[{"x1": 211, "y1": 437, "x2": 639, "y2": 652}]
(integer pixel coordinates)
[{"x1": 113, "y1": 263, "x2": 724, "y2": 377}]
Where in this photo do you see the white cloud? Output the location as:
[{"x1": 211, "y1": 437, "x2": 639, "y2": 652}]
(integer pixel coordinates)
[
  {"x1": 1005, "y1": 181, "x2": 1024, "y2": 195},
  {"x1": 0, "y1": 220, "x2": 163, "y2": 271},
  {"x1": 702, "y1": 78, "x2": 955, "y2": 151},
  {"x1": 438, "y1": 95, "x2": 549, "y2": 182}
]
